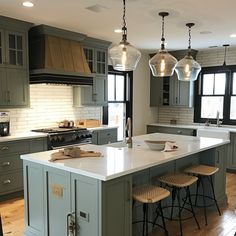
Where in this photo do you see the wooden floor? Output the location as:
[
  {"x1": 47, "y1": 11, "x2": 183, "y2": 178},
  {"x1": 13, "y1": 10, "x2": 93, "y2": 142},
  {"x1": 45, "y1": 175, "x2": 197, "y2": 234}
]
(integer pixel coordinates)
[{"x1": 0, "y1": 173, "x2": 236, "y2": 236}]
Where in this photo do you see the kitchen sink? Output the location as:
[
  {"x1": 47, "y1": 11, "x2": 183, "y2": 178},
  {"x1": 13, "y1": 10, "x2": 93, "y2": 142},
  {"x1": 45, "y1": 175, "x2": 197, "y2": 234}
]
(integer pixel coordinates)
[{"x1": 197, "y1": 127, "x2": 230, "y2": 140}]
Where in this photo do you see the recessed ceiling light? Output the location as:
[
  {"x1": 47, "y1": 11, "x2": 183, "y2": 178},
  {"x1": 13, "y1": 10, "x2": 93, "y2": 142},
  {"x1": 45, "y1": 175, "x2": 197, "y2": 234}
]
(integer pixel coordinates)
[
  {"x1": 22, "y1": 1, "x2": 34, "y2": 7},
  {"x1": 200, "y1": 31, "x2": 212, "y2": 35},
  {"x1": 230, "y1": 34, "x2": 236, "y2": 38},
  {"x1": 114, "y1": 29, "x2": 122, "y2": 33}
]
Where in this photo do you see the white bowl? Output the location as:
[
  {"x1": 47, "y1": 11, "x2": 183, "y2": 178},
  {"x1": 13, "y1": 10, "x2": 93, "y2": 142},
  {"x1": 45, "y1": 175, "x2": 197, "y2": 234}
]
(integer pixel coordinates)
[{"x1": 144, "y1": 140, "x2": 166, "y2": 151}]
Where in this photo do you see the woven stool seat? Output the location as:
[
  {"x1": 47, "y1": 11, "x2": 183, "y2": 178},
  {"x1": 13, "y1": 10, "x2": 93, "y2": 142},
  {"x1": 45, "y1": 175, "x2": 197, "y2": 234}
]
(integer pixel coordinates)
[
  {"x1": 184, "y1": 165, "x2": 219, "y2": 176},
  {"x1": 133, "y1": 184, "x2": 170, "y2": 203},
  {"x1": 159, "y1": 173, "x2": 198, "y2": 188}
]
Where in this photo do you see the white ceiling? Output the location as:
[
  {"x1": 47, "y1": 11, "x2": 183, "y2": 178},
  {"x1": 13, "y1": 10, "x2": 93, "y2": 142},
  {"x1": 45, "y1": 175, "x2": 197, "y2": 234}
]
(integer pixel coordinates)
[{"x1": 0, "y1": 0, "x2": 236, "y2": 52}]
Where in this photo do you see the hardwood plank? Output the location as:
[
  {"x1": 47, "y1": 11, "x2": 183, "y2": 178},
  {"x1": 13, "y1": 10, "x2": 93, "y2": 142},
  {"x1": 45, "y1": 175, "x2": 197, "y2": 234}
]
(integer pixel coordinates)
[{"x1": 0, "y1": 173, "x2": 235, "y2": 236}]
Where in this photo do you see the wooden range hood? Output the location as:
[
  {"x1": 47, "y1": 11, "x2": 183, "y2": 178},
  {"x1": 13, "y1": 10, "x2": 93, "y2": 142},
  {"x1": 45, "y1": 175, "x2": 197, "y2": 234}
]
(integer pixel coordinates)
[{"x1": 29, "y1": 25, "x2": 94, "y2": 85}]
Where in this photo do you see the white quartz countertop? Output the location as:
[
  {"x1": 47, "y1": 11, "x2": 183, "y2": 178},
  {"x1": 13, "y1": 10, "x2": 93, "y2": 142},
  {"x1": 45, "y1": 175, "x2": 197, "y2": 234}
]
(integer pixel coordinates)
[
  {"x1": 21, "y1": 133, "x2": 229, "y2": 181},
  {"x1": 0, "y1": 132, "x2": 47, "y2": 142},
  {"x1": 148, "y1": 123, "x2": 236, "y2": 133}
]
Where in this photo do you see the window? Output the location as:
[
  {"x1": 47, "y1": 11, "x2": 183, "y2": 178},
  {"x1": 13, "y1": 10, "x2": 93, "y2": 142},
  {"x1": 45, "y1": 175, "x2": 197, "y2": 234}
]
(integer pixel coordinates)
[
  {"x1": 103, "y1": 66, "x2": 133, "y2": 141},
  {"x1": 194, "y1": 66, "x2": 236, "y2": 125}
]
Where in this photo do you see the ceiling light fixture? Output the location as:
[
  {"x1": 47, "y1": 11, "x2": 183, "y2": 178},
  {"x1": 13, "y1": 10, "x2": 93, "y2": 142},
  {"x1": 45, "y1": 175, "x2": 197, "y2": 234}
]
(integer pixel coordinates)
[
  {"x1": 175, "y1": 23, "x2": 201, "y2": 82},
  {"x1": 22, "y1": 1, "x2": 34, "y2": 7},
  {"x1": 149, "y1": 12, "x2": 177, "y2": 77},
  {"x1": 114, "y1": 29, "x2": 122, "y2": 33},
  {"x1": 230, "y1": 34, "x2": 236, "y2": 38},
  {"x1": 108, "y1": 0, "x2": 141, "y2": 71},
  {"x1": 222, "y1": 44, "x2": 230, "y2": 66}
]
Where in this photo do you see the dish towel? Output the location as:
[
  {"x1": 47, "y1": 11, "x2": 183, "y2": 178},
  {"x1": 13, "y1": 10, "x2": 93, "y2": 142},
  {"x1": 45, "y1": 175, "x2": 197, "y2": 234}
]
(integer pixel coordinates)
[
  {"x1": 50, "y1": 147, "x2": 102, "y2": 162},
  {"x1": 162, "y1": 142, "x2": 178, "y2": 152}
]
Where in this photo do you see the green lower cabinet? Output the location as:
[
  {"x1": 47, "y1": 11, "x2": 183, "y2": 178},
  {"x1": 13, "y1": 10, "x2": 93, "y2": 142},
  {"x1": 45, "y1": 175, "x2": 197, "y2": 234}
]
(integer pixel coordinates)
[
  {"x1": 23, "y1": 162, "x2": 45, "y2": 236},
  {"x1": 71, "y1": 174, "x2": 100, "y2": 236},
  {"x1": 92, "y1": 128, "x2": 118, "y2": 145},
  {"x1": 101, "y1": 175, "x2": 132, "y2": 236},
  {"x1": 227, "y1": 133, "x2": 236, "y2": 171}
]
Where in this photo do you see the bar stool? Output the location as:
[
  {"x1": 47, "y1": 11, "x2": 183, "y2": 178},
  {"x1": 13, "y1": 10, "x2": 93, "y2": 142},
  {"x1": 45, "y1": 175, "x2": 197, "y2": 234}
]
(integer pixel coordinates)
[
  {"x1": 158, "y1": 173, "x2": 200, "y2": 236},
  {"x1": 184, "y1": 164, "x2": 221, "y2": 225},
  {"x1": 132, "y1": 184, "x2": 170, "y2": 236}
]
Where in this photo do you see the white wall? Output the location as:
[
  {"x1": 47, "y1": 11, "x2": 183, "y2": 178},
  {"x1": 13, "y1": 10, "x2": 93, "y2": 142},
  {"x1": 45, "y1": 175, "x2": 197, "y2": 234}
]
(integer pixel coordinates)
[
  {"x1": 133, "y1": 52, "x2": 158, "y2": 135},
  {"x1": 4, "y1": 84, "x2": 102, "y2": 134}
]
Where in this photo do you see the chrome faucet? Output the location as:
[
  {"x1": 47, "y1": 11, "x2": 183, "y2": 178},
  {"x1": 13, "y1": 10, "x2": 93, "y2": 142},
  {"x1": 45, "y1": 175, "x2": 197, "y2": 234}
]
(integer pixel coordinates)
[
  {"x1": 126, "y1": 117, "x2": 132, "y2": 148},
  {"x1": 216, "y1": 110, "x2": 222, "y2": 127}
]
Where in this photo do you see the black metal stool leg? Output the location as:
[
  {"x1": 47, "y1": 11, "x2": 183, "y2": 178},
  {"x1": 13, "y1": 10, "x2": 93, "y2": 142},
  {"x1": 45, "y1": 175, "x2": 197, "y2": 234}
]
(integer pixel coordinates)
[
  {"x1": 187, "y1": 186, "x2": 200, "y2": 229},
  {"x1": 208, "y1": 176, "x2": 221, "y2": 216},
  {"x1": 146, "y1": 204, "x2": 149, "y2": 236},
  {"x1": 171, "y1": 187, "x2": 176, "y2": 220},
  {"x1": 195, "y1": 179, "x2": 200, "y2": 206},
  {"x1": 142, "y1": 203, "x2": 146, "y2": 236},
  {"x1": 200, "y1": 177, "x2": 208, "y2": 225},
  {"x1": 152, "y1": 202, "x2": 159, "y2": 228},
  {"x1": 177, "y1": 189, "x2": 183, "y2": 236},
  {"x1": 159, "y1": 201, "x2": 169, "y2": 236}
]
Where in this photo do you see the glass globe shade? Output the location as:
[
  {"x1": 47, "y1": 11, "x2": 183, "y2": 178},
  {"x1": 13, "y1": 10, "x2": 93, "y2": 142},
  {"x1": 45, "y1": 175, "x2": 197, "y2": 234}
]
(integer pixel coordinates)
[
  {"x1": 175, "y1": 55, "x2": 201, "y2": 81},
  {"x1": 109, "y1": 42, "x2": 141, "y2": 71},
  {"x1": 149, "y1": 49, "x2": 178, "y2": 77}
]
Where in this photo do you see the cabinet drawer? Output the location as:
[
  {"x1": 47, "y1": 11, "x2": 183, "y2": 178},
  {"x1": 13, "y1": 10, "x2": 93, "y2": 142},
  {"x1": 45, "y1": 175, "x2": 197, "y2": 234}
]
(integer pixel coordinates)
[
  {"x1": 97, "y1": 129, "x2": 117, "y2": 145},
  {"x1": 0, "y1": 154, "x2": 22, "y2": 173},
  {"x1": 0, "y1": 171, "x2": 23, "y2": 195},
  {"x1": 0, "y1": 140, "x2": 29, "y2": 155}
]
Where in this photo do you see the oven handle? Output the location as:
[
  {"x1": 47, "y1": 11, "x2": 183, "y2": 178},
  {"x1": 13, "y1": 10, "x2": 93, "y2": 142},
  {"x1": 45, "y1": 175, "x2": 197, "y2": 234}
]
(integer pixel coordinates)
[{"x1": 51, "y1": 141, "x2": 92, "y2": 150}]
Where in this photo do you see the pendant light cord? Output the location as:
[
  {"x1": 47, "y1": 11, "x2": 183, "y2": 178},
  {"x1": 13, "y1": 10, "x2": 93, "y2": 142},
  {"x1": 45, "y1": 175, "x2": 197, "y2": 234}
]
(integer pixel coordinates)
[
  {"x1": 161, "y1": 14, "x2": 165, "y2": 50},
  {"x1": 122, "y1": 0, "x2": 127, "y2": 43},
  {"x1": 223, "y1": 44, "x2": 229, "y2": 66},
  {"x1": 186, "y1": 23, "x2": 194, "y2": 56}
]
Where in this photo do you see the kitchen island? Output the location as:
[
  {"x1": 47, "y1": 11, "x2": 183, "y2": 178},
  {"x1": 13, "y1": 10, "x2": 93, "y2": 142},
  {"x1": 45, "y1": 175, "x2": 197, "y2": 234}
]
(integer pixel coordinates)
[{"x1": 21, "y1": 133, "x2": 229, "y2": 236}]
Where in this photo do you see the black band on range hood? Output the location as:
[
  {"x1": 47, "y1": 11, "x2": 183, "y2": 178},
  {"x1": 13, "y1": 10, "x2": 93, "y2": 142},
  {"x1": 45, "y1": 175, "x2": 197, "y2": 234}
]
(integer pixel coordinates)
[{"x1": 30, "y1": 69, "x2": 94, "y2": 85}]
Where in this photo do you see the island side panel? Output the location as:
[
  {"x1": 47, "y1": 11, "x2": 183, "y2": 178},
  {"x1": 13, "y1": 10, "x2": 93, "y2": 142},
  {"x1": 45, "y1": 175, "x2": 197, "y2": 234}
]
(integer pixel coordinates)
[
  {"x1": 101, "y1": 175, "x2": 132, "y2": 236},
  {"x1": 23, "y1": 161, "x2": 45, "y2": 236}
]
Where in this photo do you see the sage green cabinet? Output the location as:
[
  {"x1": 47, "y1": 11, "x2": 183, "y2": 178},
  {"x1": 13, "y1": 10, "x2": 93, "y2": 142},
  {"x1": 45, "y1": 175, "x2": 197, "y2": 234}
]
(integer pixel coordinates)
[
  {"x1": 146, "y1": 125, "x2": 196, "y2": 136},
  {"x1": 226, "y1": 132, "x2": 236, "y2": 171},
  {"x1": 73, "y1": 37, "x2": 111, "y2": 107},
  {"x1": 0, "y1": 136, "x2": 47, "y2": 199},
  {"x1": 0, "y1": 16, "x2": 32, "y2": 108},
  {"x1": 92, "y1": 128, "x2": 118, "y2": 145},
  {"x1": 149, "y1": 50, "x2": 196, "y2": 107},
  {"x1": 23, "y1": 162, "x2": 131, "y2": 236}
]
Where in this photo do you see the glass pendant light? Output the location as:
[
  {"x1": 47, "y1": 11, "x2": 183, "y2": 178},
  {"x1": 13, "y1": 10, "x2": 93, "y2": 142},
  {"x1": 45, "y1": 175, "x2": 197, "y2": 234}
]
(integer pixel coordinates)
[
  {"x1": 175, "y1": 23, "x2": 201, "y2": 82},
  {"x1": 149, "y1": 12, "x2": 177, "y2": 77},
  {"x1": 109, "y1": 0, "x2": 141, "y2": 71}
]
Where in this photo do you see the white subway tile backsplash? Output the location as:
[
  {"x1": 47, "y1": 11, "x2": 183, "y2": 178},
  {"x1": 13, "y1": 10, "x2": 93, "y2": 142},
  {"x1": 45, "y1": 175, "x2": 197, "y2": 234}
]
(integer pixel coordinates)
[{"x1": 2, "y1": 84, "x2": 102, "y2": 133}]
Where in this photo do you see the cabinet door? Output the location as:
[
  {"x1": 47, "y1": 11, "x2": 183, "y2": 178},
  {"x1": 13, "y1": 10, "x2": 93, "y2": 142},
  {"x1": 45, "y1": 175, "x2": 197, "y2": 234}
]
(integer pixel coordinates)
[
  {"x1": 0, "y1": 68, "x2": 7, "y2": 106},
  {"x1": 227, "y1": 133, "x2": 236, "y2": 170},
  {"x1": 0, "y1": 30, "x2": 5, "y2": 67},
  {"x1": 150, "y1": 74, "x2": 162, "y2": 106},
  {"x1": 71, "y1": 174, "x2": 100, "y2": 236},
  {"x1": 30, "y1": 137, "x2": 47, "y2": 153},
  {"x1": 94, "y1": 75, "x2": 107, "y2": 105},
  {"x1": 95, "y1": 49, "x2": 107, "y2": 75},
  {"x1": 6, "y1": 68, "x2": 29, "y2": 106},
  {"x1": 83, "y1": 47, "x2": 95, "y2": 73},
  {"x1": 5, "y1": 31, "x2": 26, "y2": 69},
  {"x1": 73, "y1": 86, "x2": 95, "y2": 106},
  {"x1": 45, "y1": 167, "x2": 71, "y2": 236}
]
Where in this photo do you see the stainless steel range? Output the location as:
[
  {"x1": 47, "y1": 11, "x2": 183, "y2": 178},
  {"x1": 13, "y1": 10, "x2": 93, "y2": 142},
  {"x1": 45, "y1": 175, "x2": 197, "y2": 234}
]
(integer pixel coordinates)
[{"x1": 32, "y1": 127, "x2": 92, "y2": 150}]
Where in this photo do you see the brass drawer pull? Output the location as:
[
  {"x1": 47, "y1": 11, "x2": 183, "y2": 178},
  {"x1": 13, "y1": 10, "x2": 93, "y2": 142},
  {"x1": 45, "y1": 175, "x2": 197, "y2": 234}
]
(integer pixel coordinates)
[
  {"x1": 2, "y1": 161, "x2": 10, "y2": 166},
  {"x1": 177, "y1": 130, "x2": 182, "y2": 134},
  {"x1": 1, "y1": 146, "x2": 9, "y2": 151},
  {"x1": 3, "y1": 179, "x2": 11, "y2": 184}
]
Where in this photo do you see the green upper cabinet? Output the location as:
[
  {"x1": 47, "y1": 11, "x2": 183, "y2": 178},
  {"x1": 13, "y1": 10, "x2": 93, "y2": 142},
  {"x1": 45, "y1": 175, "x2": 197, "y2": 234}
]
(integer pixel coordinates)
[
  {"x1": 0, "y1": 16, "x2": 32, "y2": 108},
  {"x1": 149, "y1": 50, "x2": 197, "y2": 108},
  {"x1": 73, "y1": 37, "x2": 111, "y2": 107}
]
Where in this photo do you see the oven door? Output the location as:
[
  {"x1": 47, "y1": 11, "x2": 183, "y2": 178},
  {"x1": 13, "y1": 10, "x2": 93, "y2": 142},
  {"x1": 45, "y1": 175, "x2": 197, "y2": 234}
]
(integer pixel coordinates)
[{"x1": 48, "y1": 133, "x2": 92, "y2": 150}]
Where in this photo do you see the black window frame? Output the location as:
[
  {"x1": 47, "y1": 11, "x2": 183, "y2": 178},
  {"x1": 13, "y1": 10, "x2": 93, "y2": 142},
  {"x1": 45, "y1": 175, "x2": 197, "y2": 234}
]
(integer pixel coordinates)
[
  {"x1": 102, "y1": 65, "x2": 133, "y2": 130},
  {"x1": 194, "y1": 65, "x2": 236, "y2": 125}
]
